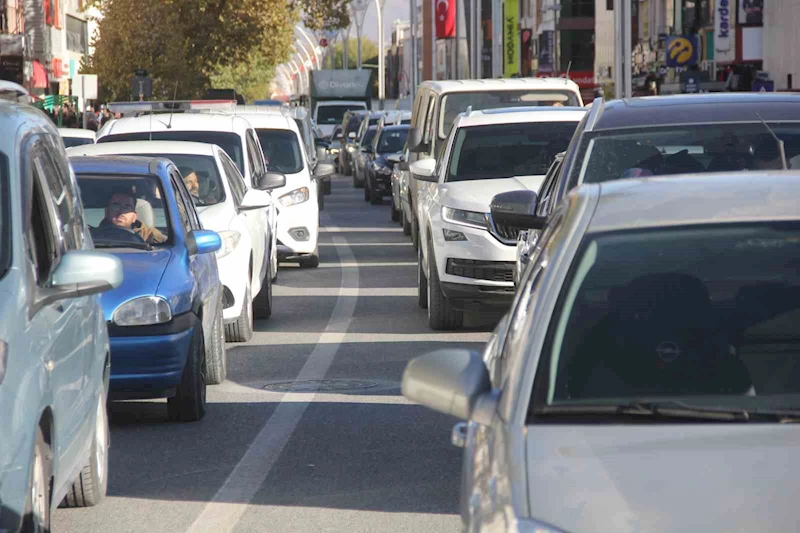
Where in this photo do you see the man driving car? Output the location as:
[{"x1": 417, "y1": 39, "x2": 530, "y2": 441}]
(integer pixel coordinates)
[
  {"x1": 98, "y1": 189, "x2": 167, "y2": 244},
  {"x1": 180, "y1": 167, "x2": 218, "y2": 205}
]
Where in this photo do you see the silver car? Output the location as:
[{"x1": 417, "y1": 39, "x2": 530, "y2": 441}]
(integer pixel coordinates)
[
  {"x1": 405, "y1": 171, "x2": 800, "y2": 533},
  {"x1": 0, "y1": 103, "x2": 122, "y2": 532}
]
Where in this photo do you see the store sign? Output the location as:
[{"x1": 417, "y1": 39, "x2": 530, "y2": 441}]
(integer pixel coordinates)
[
  {"x1": 538, "y1": 31, "x2": 554, "y2": 73},
  {"x1": 714, "y1": 0, "x2": 736, "y2": 62},
  {"x1": 503, "y1": 0, "x2": 519, "y2": 77},
  {"x1": 666, "y1": 36, "x2": 698, "y2": 67}
]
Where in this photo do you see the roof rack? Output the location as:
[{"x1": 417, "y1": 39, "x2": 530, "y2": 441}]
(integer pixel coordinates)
[{"x1": 106, "y1": 100, "x2": 237, "y2": 116}]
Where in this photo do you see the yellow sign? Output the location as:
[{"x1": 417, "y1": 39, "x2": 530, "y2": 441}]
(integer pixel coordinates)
[
  {"x1": 504, "y1": 0, "x2": 519, "y2": 77},
  {"x1": 669, "y1": 37, "x2": 694, "y2": 65}
]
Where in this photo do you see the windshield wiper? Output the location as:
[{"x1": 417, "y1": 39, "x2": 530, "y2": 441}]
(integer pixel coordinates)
[
  {"x1": 537, "y1": 401, "x2": 759, "y2": 422},
  {"x1": 94, "y1": 240, "x2": 153, "y2": 251}
]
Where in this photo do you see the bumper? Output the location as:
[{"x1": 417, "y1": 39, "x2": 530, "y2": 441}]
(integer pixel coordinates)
[
  {"x1": 440, "y1": 281, "x2": 515, "y2": 311},
  {"x1": 0, "y1": 464, "x2": 27, "y2": 532},
  {"x1": 276, "y1": 199, "x2": 319, "y2": 256},
  {"x1": 372, "y1": 172, "x2": 393, "y2": 196},
  {"x1": 432, "y1": 220, "x2": 516, "y2": 290},
  {"x1": 107, "y1": 312, "x2": 198, "y2": 397},
  {"x1": 217, "y1": 243, "x2": 250, "y2": 323}
]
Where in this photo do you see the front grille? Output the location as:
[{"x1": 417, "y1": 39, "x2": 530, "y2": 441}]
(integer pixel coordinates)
[
  {"x1": 446, "y1": 258, "x2": 515, "y2": 282},
  {"x1": 487, "y1": 214, "x2": 525, "y2": 245}
]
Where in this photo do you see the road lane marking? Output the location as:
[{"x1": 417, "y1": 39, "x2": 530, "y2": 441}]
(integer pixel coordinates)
[
  {"x1": 318, "y1": 242, "x2": 411, "y2": 247},
  {"x1": 185, "y1": 234, "x2": 358, "y2": 533},
  {"x1": 319, "y1": 227, "x2": 403, "y2": 233},
  {"x1": 317, "y1": 261, "x2": 416, "y2": 268},
  {"x1": 233, "y1": 331, "x2": 492, "y2": 346},
  {"x1": 274, "y1": 287, "x2": 415, "y2": 297}
]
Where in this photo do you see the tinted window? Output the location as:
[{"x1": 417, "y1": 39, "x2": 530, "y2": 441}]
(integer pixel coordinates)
[
  {"x1": 317, "y1": 105, "x2": 365, "y2": 125},
  {"x1": 447, "y1": 122, "x2": 578, "y2": 182},
  {"x1": 377, "y1": 128, "x2": 409, "y2": 154},
  {"x1": 62, "y1": 137, "x2": 94, "y2": 148},
  {"x1": 255, "y1": 129, "x2": 304, "y2": 174},
  {"x1": 573, "y1": 123, "x2": 800, "y2": 185},
  {"x1": 539, "y1": 223, "x2": 800, "y2": 408},
  {"x1": 360, "y1": 128, "x2": 377, "y2": 148},
  {"x1": 345, "y1": 116, "x2": 363, "y2": 137},
  {"x1": 219, "y1": 152, "x2": 246, "y2": 206},
  {"x1": 139, "y1": 154, "x2": 225, "y2": 206},
  {"x1": 99, "y1": 131, "x2": 245, "y2": 174},
  {"x1": 441, "y1": 91, "x2": 581, "y2": 137}
]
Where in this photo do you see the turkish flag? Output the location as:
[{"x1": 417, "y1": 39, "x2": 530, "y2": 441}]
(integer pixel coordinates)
[{"x1": 435, "y1": 0, "x2": 455, "y2": 39}]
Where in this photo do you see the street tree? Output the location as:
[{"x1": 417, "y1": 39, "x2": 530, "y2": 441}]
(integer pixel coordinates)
[{"x1": 294, "y1": 0, "x2": 349, "y2": 31}]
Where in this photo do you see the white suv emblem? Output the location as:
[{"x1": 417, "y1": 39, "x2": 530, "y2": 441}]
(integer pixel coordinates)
[{"x1": 655, "y1": 341, "x2": 682, "y2": 363}]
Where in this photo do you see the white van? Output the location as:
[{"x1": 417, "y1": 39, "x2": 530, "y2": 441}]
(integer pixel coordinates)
[{"x1": 403, "y1": 78, "x2": 584, "y2": 250}]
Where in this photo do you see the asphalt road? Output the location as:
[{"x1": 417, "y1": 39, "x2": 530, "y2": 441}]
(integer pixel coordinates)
[{"x1": 54, "y1": 175, "x2": 500, "y2": 533}]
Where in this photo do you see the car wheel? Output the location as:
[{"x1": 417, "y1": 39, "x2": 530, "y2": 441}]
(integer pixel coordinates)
[
  {"x1": 401, "y1": 208, "x2": 411, "y2": 235},
  {"x1": 318, "y1": 186, "x2": 325, "y2": 210},
  {"x1": 23, "y1": 426, "x2": 51, "y2": 533},
  {"x1": 370, "y1": 184, "x2": 381, "y2": 205},
  {"x1": 324, "y1": 180, "x2": 332, "y2": 194},
  {"x1": 252, "y1": 267, "x2": 273, "y2": 320},
  {"x1": 205, "y1": 304, "x2": 227, "y2": 384},
  {"x1": 352, "y1": 174, "x2": 359, "y2": 187},
  {"x1": 363, "y1": 177, "x2": 370, "y2": 201},
  {"x1": 167, "y1": 325, "x2": 207, "y2": 422},
  {"x1": 427, "y1": 241, "x2": 463, "y2": 330},
  {"x1": 411, "y1": 213, "x2": 419, "y2": 252},
  {"x1": 224, "y1": 281, "x2": 253, "y2": 342},
  {"x1": 270, "y1": 242, "x2": 278, "y2": 281},
  {"x1": 417, "y1": 240, "x2": 428, "y2": 309},
  {"x1": 299, "y1": 250, "x2": 320, "y2": 268},
  {"x1": 391, "y1": 201, "x2": 400, "y2": 222},
  {"x1": 61, "y1": 392, "x2": 109, "y2": 508}
]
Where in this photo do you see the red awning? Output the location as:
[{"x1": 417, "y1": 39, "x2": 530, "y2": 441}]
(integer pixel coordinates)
[{"x1": 32, "y1": 60, "x2": 48, "y2": 89}]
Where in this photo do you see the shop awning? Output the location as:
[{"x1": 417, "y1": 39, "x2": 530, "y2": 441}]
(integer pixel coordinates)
[{"x1": 32, "y1": 60, "x2": 48, "y2": 89}]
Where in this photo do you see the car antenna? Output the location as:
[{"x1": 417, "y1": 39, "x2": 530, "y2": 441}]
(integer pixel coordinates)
[
  {"x1": 563, "y1": 61, "x2": 572, "y2": 83},
  {"x1": 167, "y1": 81, "x2": 179, "y2": 129},
  {"x1": 755, "y1": 111, "x2": 788, "y2": 170}
]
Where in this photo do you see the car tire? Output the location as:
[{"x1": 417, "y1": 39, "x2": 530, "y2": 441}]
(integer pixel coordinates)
[
  {"x1": 370, "y1": 183, "x2": 381, "y2": 205},
  {"x1": 391, "y1": 201, "x2": 400, "y2": 221},
  {"x1": 363, "y1": 178, "x2": 370, "y2": 202},
  {"x1": 252, "y1": 268, "x2": 273, "y2": 320},
  {"x1": 417, "y1": 240, "x2": 428, "y2": 309},
  {"x1": 318, "y1": 186, "x2": 325, "y2": 210},
  {"x1": 352, "y1": 174, "x2": 359, "y2": 187},
  {"x1": 205, "y1": 305, "x2": 227, "y2": 384},
  {"x1": 23, "y1": 426, "x2": 51, "y2": 533},
  {"x1": 426, "y1": 242, "x2": 463, "y2": 330},
  {"x1": 299, "y1": 251, "x2": 320, "y2": 268},
  {"x1": 167, "y1": 325, "x2": 207, "y2": 422},
  {"x1": 225, "y1": 282, "x2": 253, "y2": 343},
  {"x1": 324, "y1": 180, "x2": 332, "y2": 194},
  {"x1": 401, "y1": 208, "x2": 411, "y2": 235},
  {"x1": 61, "y1": 392, "x2": 109, "y2": 508},
  {"x1": 270, "y1": 242, "x2": 279, "y2": 281},
  {"x1": 411, "y1": 213, "x2": 419, "y2": 252}
]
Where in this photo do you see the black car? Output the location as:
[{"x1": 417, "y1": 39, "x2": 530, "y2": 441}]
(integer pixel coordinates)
[
  {"x1": 339, "y1": 110, "x2": 369, "y2": 175},
  {"x1": 364, "y1": 125, "x2": 409, "y2": 204},
  {"x1": 491, "y1": 93, "x2": 800, "y2": 277}
]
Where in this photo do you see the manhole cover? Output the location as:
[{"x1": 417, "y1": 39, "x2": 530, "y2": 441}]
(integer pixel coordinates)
[{"x1": 263, "y1": 379, "x2": 380, "y2": 393}]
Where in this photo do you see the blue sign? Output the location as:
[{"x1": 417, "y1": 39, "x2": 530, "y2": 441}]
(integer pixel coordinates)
[
  {"x1": 752, "y1": 79, "x2": 775, "y2": 92},
  {"x1": 666, "y1": 36, "x2": 699, "y2": 68}
]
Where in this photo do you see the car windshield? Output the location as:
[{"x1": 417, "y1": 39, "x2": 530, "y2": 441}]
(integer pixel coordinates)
[
  {"x1": 344, "y1": 116, "x2": 363, "y2": 137},
  {"x1": 360, "y1": 128, "x2": 377, "y2": 147},
  {"x1": 573, "y1": 123, "x2": 800, "y2": 185},
  {"x1": 62, "y1": 137, "x2": 94, "y2": 148},
  {"x1": 317, "y1": 105, "x2": 365, "y2": 125},
  {"x1": 539, "y1": 223, "x2": 800, "y2": 411},
  {"x1": 98, "y1": 131, "x2": 245, "y2": 175},
  {"x1": 138, "y1": 154, "x2": 225, "y2": 207},
  {"x1": 447, "y1": 121, "x2": 578, "y2": 182},
  {"x1": 377, "y1": 128, "x2": 409, "y2": 154},
  {"x1": 76, "y1": 174, "x2": 171, "y2": 247},
  {"x1": 256, "y1": 129, "x2": 304, "y2": 174},
  {"x1": 441, "y1": 90, "x2": 581, "y2": 137}
]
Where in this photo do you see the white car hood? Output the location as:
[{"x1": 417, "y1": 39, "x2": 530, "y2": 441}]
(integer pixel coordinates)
[
  {"x1": 525, "y1": 424, "x2": 800, "y2": 533},
  {"x1": 196, "y1": 202, "x2": 234, "y2": 232},
  {"x1": 438, "y1": 176, "x2": 544, "y2": 213}
]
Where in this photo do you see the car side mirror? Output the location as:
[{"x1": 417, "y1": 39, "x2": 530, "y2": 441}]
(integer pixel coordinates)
[
  {"x1": 409, "y1": 158, "x2": 437, "y2": 182},
  {"x1": 240, "y1": 188, "x2": 271, "y2": 211},
  {"x1": 257, "y1": 171, "x2": 286, "y2": 191},
  {"x1": 407, "y1": 126, "x2": 423, "y2": 152},
  {"x1": 386, "y1": 154, "x2": 401, "y2": 165},
  {"x1": 50, "y1": 250, "x2": 123, "y2": 297},
  {"x1": 314, "y1": 162, "x2": 336, "y2": 178},
  {"x1": 186, "y1": 230, "x2": 222, "y2": 256},
  {"x1": 315, "y1": 138, "x2": 329, "y2": 149},
  {"x1": 490, "y1": 190, "x2": 545, "y2": 230},
  {"x1": 363, "y1": 145, "x2": 374, "y2": 154},
  {"x1": 402, "y1": 349, "x2": 491, "y2": 420}
]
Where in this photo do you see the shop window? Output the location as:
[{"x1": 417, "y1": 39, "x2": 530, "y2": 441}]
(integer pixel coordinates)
[
  {"x1": 560, "y1": 29, "x2": 594, "y2": 72},
  {"x1": 561, "y1": 0, "x2": 594, "y2": 18}
]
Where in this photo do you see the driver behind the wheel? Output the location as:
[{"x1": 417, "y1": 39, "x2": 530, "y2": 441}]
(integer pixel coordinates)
[{"x1": 99, "y1": 189, "x2": 167, "y2": 244}]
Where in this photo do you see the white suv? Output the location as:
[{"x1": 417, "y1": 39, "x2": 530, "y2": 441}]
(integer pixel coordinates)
[{"x1": 412, "y1": 107, "x2": 587, "y2": 330}]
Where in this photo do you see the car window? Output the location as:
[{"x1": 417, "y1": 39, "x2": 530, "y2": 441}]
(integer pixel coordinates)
[
  {"x1": 255, "y1": 129, "x2": 304, "y2": 174},
  {"x1": 172, "y1": 170, "x2": 201, "y2": 230},
  {"x1": 538, "y1": 158, "x2": 563, "y2": 217},
  {"x1": 535, "y1": 222, "x2": 800, "y2": 411},
  {"x1": 446, "y1": 122, "x2": 578, "y2": 182},
  {"x1": 26, "y1": 139, "x2": 61, "y2": 285},
  {"x1": 360, "y1": 128, "x2": 377, "y2": 148},
  {"x1": 422, "y1": 95, "x2": 436, "y2": 145},
  {"x1": 219, "y1": 151, "x2": 246, "y2": 207},
  {"x1": 377, "y1": 128, "x2": 409, "y2": 154},
  {"x1": 317, "y1": 104, "x2": 365, "y2": 125},
  {"x1": 139, "y1": 154, "x2": 225, "y2": 207},
  {"x1": 62, "y1": 137, "x2": 94, "y2": 148}
]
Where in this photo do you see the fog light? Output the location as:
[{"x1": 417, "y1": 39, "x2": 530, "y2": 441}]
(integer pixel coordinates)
[
  {"x1": 443, "y1": 229, "x2": 467, "y2": 242},
  {"x1": 289, "y1": 227, "x2": 310, "y2": 241}
]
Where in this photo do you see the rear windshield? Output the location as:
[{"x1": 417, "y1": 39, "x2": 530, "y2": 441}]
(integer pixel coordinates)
[
  {"x1": 538, "y1": 223, "x2": 800, "y2": 409},
  {"x1": 447, "y1": 121, "x2": 579, "y2": 182},
  {"x1": 441, "y1": 90, "x2": 581, "y2": 137},
  {"x1": 573, "y1": 122, "x2": 800, "y2": 186},
  {"x1": 99, "y1": 131, "x2": 245, "y2": 174},
  {"x1": 317, "y1": 104, "x2": 365, "y2": 125},
  {"x1": 360, "y1": 128, "x2": 377, "y2": 147},
  {"x1": 62, "y1": 137, "x2": 94, "y2": 148},
  {"x1": 139, "y1": 154, "x2": 225, "y2": 206},
  {"x1": 345, "y1": 116, "x2": 363, "y2": 137},
  {"x1": 377, "y1": 128, "x2": 409, "y2": 154},
  {"x1": 256, "y1": 129, "x2": 304, "y2": 174}
]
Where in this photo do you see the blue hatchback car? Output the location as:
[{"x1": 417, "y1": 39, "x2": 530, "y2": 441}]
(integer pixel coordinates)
[{"x1": 70, "y1": 156, "x2": 224, "y2": 422}]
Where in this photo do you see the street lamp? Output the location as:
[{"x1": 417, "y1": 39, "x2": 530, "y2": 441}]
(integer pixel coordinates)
[
  {"x1": 295, "y1": 26, "x2": 322, "y2": 67},
  {"x1": 376, "y1": 0, "x2": 385, "y2": 105},
  {"x1": 351, "y1": 0, "x2": 370, "y2": 69}
]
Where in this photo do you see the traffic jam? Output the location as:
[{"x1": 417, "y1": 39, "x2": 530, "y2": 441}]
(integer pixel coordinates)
[{"x1": 2, "y1": 70, "x2": 800, "y2": 533}]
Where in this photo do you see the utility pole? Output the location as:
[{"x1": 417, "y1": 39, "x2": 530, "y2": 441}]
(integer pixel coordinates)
[
  {"x1": 410, "y1": 0, "x2": 418, "y2": 98},
  {"x1": 342, "y1": 26, "x2": 351, "y2": 69},
  {"x1": 613, "y1": 0, "x2": 632, "y2": 98},
  {"x1": 351, "y1": 0, "x2": 370, "y2": 69},
  {"x1": 376, "y1": 0, "x2": 386, "y2": 106}
]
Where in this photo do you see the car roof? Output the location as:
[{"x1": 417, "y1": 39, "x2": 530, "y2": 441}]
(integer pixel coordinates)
[
  {"x1": 318, "y1": 100, "x2": 366, "y2": 106},
  {"x1": 69, "y1": 154, "x2": 173, "y2": 177},
  {"x1": 58, "y1": 128, "x2": 96, "y2": 138},
  {"x1": 380, "y1": 125, "x2": 410, "y2": 133},
  {"x1": 67, "y1": 140, "x2": 217, "y2": 157},
  {"x1": 590, "y1": 93, "x2": 800, "y2": 131},
  {"x1": 584, "y1": 172, "x2": 800, "y2": 233},
  {"x1": 233, "y1": 112, "x2": 299, "y2": 132},
  {"x1": 99, "y1": 112, "x2": 253, "y2": 137},
  {"x1": 418, "y1": 77, "x2": 581, "y2": 95},
  {"x1": 455, "y1": 107, "x2": 587, "y2": 128},
  {"x1": 0, "y1": 102, "x2": 60, "y2": 153}
]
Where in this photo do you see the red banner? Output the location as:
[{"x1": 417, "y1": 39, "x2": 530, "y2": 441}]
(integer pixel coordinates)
[{"x1": 435, "y1": 0, "x2": 455, "y2": 39}]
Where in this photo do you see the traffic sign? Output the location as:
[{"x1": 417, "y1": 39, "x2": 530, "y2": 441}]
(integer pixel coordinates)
[
  {"x1": 320, "y1": 38, "x2": 328, "y2": 47},
  {"x1": 683, "y1": 76, "x2": 699, "y2": 94}
]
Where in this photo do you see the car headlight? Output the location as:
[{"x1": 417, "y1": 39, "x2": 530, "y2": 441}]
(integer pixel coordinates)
[
  {"x1": 329, "y1": 148, "x2": 340, "y2": 155},
  {"x1": 216, "y1": 230, "x2": 241, "y2": 259},
  {"x1": 113, "y1": 296, "x2": 172, "y2": 326},
  {"x1": 346, "y1": 145, "x2": 356, "y2": 152},
  {"x1": 376, "y1": 165, "x2": 392, "y2": 175},
  {"x1": 279, "y1": 187, "x2": 310, "y2": 206},
  {"x1": 441, "y1": 206, "x2": 488, "y2": 230}
]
